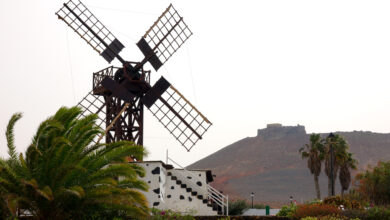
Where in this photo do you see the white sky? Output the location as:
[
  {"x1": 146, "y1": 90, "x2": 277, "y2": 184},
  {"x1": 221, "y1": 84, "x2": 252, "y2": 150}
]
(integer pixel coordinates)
[{"x1": 1, "y1": 0, "x2": 390, "y2": 166}]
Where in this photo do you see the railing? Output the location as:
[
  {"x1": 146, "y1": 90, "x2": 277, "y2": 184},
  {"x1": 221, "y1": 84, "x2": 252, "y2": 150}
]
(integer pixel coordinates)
[
  {"x1": 92, "y1": 63, "x2": 151, "y2": 92},
  {"x1": 167, "y1": 156, "x2": 229, "y2": 215},
  {"x1": 93, "y1": 66, "x2": 116, "y2": 91}
]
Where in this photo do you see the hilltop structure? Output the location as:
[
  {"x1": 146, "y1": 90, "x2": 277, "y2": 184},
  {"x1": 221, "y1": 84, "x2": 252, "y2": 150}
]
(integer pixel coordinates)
[{"x1": 257, "y1": 123, "x2": 306, "y2": 140}]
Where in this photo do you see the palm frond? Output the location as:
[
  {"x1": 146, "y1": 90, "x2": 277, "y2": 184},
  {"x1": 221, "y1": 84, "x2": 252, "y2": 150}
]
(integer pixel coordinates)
[
  {"x1": 62, "y1": 186, "x2": 85, "y2": 199},
  {"x1": 6, "y1": 112, "x2": 22, "y2": 161},
  {"x1": 0, "y1": 106, "x2": 149, "y2": 218}
]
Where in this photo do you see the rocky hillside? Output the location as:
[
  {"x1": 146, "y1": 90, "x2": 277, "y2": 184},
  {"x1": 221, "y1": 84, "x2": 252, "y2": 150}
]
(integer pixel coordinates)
[{"x1": 188, "y1": 124, "x2": 390, "y2": 204}]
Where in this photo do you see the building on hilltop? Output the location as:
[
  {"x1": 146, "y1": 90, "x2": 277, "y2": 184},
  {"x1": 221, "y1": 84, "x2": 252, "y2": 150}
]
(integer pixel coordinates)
[{"x1": 257, "y1": 123, "x2": 306, "y2": 140}]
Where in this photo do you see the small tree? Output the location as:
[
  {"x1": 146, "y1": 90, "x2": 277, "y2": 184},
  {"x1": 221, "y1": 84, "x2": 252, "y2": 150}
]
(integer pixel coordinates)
[
  {"x1": 355, "y1": 161, "x2": 390, "y2": 205},
  {"x1": 299, "y1": 134, "x2": 324, "y2": 199},
  {"x1": 324, "y1": 134, "x2": 349, "y2": 196},
  {"x1": 339, "y1": 152, "x2": 357, "y2": 197},
  {"x1": 0, "y1": 106, "x2": 149, "y2": 219}
]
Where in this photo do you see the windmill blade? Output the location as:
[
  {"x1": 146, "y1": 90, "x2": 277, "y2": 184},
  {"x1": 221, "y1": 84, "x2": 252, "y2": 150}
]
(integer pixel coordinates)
[
  {"x1": 142, "y1": 77, "x2": 211, "y2": 151},
  {"x1": 137, "y1": 4, "x2": 193, "y2": 71},
  {"x1": 56, "y1": 0, "x2": 125, "y2": 63},
  {"x1": 77, "y1": 90, "x2": 132, "y2": 144},
  {"x1": 77, "y1": 89, "x2": 107, "y2": 129}
]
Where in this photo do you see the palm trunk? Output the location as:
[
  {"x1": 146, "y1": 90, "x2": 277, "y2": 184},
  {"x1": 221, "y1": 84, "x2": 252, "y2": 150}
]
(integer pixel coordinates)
[
  {"x1": 314, "y1": 174, "x2": 321, "y2": 199},
  {"x1": 328, "y1": 176, "x2": 332, "y2": 197},
  {"x1": 332, "y1": 170, "x2": 337, "y2": 196},
  {"x1": 341, "y1": 189, "x2": 344, "y2": 198}
]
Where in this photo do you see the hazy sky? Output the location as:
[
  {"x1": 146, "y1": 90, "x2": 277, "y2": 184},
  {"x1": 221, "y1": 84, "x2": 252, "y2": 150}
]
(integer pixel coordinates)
[{"x1": 1, "y1": 0, "x2": 390, "y2": 166}]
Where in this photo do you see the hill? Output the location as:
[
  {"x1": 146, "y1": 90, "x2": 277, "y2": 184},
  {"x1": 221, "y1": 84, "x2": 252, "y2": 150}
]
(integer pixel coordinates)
[{"x1": 187, "y1": 123, "x2": 390, "y2": 204}]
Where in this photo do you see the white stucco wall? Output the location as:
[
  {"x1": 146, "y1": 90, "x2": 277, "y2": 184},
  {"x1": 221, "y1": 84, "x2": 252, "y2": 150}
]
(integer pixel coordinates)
[{"x1": 134, "y1": 161, "x2": 219, "y2": 216}]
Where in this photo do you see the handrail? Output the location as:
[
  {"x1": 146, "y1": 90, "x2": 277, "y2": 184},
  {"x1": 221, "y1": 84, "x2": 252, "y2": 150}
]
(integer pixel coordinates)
[
  {"x1": 169, "y1": 163, "x2": 228, "y2": 214},
  {"x1": 167, "y1": 157, "x2": 229, "y2": 215}
]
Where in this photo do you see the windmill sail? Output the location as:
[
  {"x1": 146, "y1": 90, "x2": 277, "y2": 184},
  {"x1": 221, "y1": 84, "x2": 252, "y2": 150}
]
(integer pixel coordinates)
[
  {"x1": 143, "y1": 77, "x2": 212, "y2": 151},
  {"x1": 77, "y1": 90, "x2": 107, "y2": 129},
  {"x1": 56, "y1": 0, "x2": 124, "y2": 63},
  {"x1": 137, "y1": 4, "x2": 193, "y2": 71}
]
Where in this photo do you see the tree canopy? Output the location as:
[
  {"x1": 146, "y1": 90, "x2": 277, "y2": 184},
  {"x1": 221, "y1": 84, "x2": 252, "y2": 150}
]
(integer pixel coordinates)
[
  {"x1": 356, "y1": 161, "x2": 390, "y2": 205},
  {"x1": 0, "y1": 106, "x2": 149, "y2": 219}
]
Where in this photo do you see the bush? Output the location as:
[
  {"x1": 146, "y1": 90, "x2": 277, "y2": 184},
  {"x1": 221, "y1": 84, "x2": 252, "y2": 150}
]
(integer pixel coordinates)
[
  {"x1": 342, "y1": 209, "x2": 367, "y2": 219},
  {"x1": 306, "y1": 199, "x2": 323, "y2": 205},
  {"x1": 227, "y1": 199, "x2": 270, "y2": 215},
  {"x1": 340, "y1": 206, "x2": 390, "y2": 220},
  {"x1": 301, "y1": 217, "x2": 318, "y2": 220},
  {"x1": 323, "y1": 195, "x2": 363, "y2": 210},
  {"x1": 365, "y1": 206, "x2": 390, "y2": 220},
  {"x1": 301, "y1": 216, "x2": 351, "y2": 220},
  {"x1": 149, "y1": 208, "x2": 195, "y2": 220},
  {"x1": 293, "y1": 204, "x2": 341, "y2": 219},
  {"x1": 355, "y1": 161, "x2": 390, "y2": 205},
  {"x1": 344, "y1": 189, "x2": 370, "y2": 208},
  {"x1": 276, "y1": 204, "x2": 297, "y2": 217},
  {"x1": 228, "y1": 199, "x2": 247, "y2": 215}
]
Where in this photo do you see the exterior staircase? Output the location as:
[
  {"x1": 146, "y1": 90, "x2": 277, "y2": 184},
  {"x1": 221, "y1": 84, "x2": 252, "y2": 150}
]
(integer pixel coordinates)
[
  {"x1": 135, "y1": 159, "x2": 228, "y2": 216},
  {"x1": 168, "y1": 170, "x2": 224, "y2": 215},
  {"x1": 167, "y1": 157, "x2": 228, "y2": 215}
]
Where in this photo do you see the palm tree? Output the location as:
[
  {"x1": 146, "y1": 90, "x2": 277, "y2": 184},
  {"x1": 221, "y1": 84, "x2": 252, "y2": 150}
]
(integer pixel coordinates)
[
  {"x1": 339, "y1": 152, "x2": 357, "y2": 197},
  {"x1": 324, "y1": 134, "x2": 349, "y2": 197},
  {"x1": 0, "y1": 106, "x2": 149, "y2": 219},
  {"x1": 299, "y1": 134, "x2": 324, "y2": 200}
]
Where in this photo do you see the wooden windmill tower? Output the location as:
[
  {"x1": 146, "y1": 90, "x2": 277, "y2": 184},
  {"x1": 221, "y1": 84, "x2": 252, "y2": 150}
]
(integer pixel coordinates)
[{"x1": 56, "y1": 0, "x2": 212, "y2": 152}]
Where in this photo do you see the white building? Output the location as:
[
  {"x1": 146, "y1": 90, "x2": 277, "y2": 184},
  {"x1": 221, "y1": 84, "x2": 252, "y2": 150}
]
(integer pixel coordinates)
[{"x1": 134, "y1": 161, "x2": 228, "y2": 216}]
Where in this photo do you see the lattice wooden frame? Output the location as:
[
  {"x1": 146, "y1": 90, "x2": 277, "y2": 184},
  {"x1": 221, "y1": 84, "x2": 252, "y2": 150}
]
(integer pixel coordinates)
[
  {"x1": 143, "y1": 4, "x2": 193, "y2": 65},
  {"x1": 148, "y1": 86, "x2": 211, "y2": 151},
  {"x1": 56, "y1": 0, "x2": 120, "y2": 54},
  {"x1": 77, "y1": 90, "x2": 107, "y2": 128}
]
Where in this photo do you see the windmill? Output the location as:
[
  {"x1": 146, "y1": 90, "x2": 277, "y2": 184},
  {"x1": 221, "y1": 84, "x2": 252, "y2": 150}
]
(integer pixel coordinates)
[{"x1": 55, "y1": 0, "x2": 211, "y2": 152}]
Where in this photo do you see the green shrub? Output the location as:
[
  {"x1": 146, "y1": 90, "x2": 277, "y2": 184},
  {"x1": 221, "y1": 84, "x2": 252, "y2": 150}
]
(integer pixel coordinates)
[
  {"x1": 318, "y1": 216, "x2": 349, "y2": 220},
  {"x1": 227, "y1": 199, "x2": 270, "y2": 215},
  {"x1": 276, "y1": 203, "x2": 297, "y2": 217},
  {"x1": 366, "y1": 206, "x2": 390, "y2": 220},
  {"x1": 323, "y1": 195, "x2": 363, "y2": 210},
  {"x1": 228, "y1": 199, "x2": 248, "y2": 215},
  {"x1": 301, "y1": 217, "x2": 318, "y2": 220},
  {"x1": 149, "y1": 208, "x2": 195, "y2": 220},
  {"x1": 341, "y1": 207, "x2": 390, "y2": 220},
  {"x1": 344, "y1": 190, "x2": 370, "y2": 208},
  {"x1": 301, "y1": 215, "x2": 356, "y2": 220},
  {"x1": 293, "y1": 204, "x2": 341, "y2": 219},
  {"x1": 342, "y1": 209, "x2": 367, "y2": 219},
  {"x1": 306, "y1": 199, "x2": 323, "y2": 205}
]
